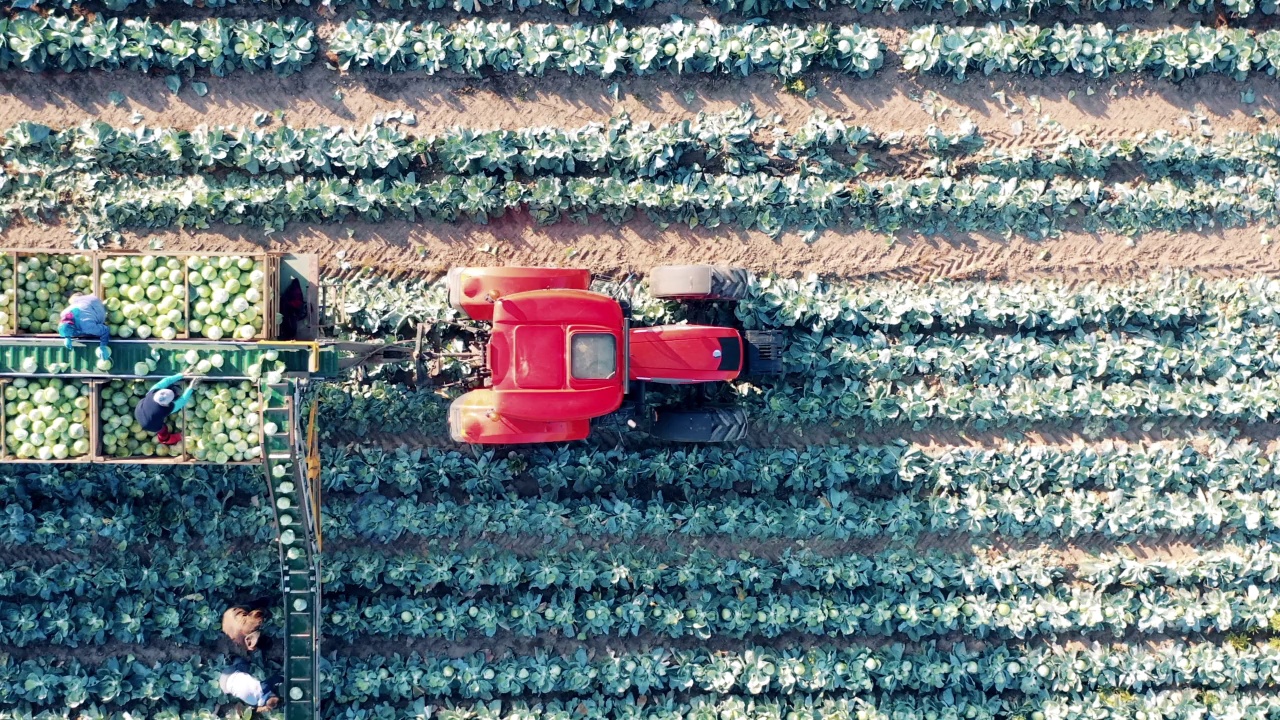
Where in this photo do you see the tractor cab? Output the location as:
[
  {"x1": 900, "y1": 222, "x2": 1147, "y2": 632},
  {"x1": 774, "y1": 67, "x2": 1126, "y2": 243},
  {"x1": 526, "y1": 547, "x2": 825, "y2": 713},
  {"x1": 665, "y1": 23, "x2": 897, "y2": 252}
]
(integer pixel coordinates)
[
  {"x1": 451, "y1": 288, "x2": 627, "y2": 445},
  {"x1": 446, "y1": 265, "x2": 781, "y2": 445}
]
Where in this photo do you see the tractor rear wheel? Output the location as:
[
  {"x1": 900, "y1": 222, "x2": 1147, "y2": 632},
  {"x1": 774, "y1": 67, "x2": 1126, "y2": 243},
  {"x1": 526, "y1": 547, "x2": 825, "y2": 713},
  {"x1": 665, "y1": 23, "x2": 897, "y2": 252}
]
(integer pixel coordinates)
[
  {"x1": 650, "y1": 406, "x2": 750, "y2": 443},
  {"x1": 648, "y1": 265, "x2": 750, "y2": 302}
]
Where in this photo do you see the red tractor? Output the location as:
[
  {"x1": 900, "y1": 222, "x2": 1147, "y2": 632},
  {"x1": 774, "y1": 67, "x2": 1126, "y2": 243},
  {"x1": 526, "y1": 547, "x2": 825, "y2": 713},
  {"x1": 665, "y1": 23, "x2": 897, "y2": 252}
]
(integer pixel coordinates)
[{"x1": 445, "y1": 265, "x2": 781, "y2": 445}]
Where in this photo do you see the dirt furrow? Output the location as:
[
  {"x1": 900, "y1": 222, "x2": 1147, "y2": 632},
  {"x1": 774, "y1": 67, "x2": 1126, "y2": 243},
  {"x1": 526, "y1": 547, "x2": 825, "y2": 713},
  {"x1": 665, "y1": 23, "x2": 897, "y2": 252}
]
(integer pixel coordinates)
[
  {"x1": 5, "y1": 217, "x2": 1278, "y2": 284},
  {"x1": 1, "y1": 61, "x2": 1275, "y2": 137}
]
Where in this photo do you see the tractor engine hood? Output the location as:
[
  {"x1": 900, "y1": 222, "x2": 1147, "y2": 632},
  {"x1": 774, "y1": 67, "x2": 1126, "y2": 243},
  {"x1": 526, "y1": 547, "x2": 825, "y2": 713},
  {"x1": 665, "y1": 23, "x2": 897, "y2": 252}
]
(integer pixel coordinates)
[{"x1": 627, "y1": 325, "x2": 743, "y2": 384}]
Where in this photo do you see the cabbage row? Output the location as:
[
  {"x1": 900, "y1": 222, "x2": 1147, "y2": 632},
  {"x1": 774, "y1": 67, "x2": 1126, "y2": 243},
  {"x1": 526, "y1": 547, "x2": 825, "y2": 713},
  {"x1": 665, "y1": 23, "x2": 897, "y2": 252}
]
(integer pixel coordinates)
[
  {"x1": 229, "y1": 690, "x2": 1280, "y2": 720},
  {"x1": 322, "y1": 367, "x2": 1280, "y2": 434},
  {"x1": 904, "y1": 23, "x2": 1280, "y2": 80},
  {"x1": 336, "y1": 271, "x2": 1280, "y2": 338},
  {"x1": 783, "y1": 323, "x2": 1280, "y2": 386},
  {"x1": 330, "y1": 18, "x2": 883, "y2": 79},
  {"x1": 313, "y1": 379, "x2": 450, "y2": 437},
  {"x1": 5, "y1": 640, "x2": 1280, "y2": 710},
  {"x1": 324, "y1": 640, "x2": 1280, "y2": 700},
  {"x1": 20, "y1": 168, "x2": 1280, "y2": 246},
  {"x1": 312, "y1": 541, "x2": 1280, "y2": 596},
  {"x1": 5, "y1": 568, "x2": 1279, "y2": 647},
  {"x1": 13, "y1": 536, "x2": 1280, "y2": 606},
  {"x1": 34, "y1": 0, "x2": 1277, "y2": 25},
  {"x1": 750, "y1": 373, "x2": 1280, "y2": 427},
  {"x1": 320, "y1": 487, "x2": 1280, "y2": 543},
  {"x1": 320, "y1": 438, "x2": 1280, "y2": 497},
  {"x1": 7, "y1": 677, "x2": 1280, "y2": 720},
  {"x1": 317, "y1": 540, "x2": 1280, "y2": 596},
  {"x1": 12, "y1": 15, "x2": 1280, "y2": 84},
  {"x1": 324, "y1": 581, "x2": 1280, "y2": 641},
  {"x1": 18, "y1": 114, "x2": 1280, "y2": 243},
  {"x1": 0, "y1": 14, "x2": 313, "y2": 76},
  {"x1": 12, "y1": 111, "x2": 1280, "y2": 183},
  {"x1": 7, "y1": 477, "x2": 1280, "y2": 552},
  {"x1": 335, "y1": 20, "x2": 1280, "y2": 82}
]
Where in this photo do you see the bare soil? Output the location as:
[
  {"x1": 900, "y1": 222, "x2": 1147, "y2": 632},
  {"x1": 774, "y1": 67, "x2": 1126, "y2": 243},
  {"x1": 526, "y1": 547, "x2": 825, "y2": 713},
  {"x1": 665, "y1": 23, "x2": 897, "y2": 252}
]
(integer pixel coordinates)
[{"x1": 5, "y1": 217, "x2": 1278, "y2": 284}]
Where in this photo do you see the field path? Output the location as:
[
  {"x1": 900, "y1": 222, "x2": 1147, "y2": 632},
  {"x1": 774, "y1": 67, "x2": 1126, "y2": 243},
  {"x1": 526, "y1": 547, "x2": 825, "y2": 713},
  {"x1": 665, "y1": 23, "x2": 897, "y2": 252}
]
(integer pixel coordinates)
[{"x1": 6, "y1": 217, "x2": 1277, "y2": 282}]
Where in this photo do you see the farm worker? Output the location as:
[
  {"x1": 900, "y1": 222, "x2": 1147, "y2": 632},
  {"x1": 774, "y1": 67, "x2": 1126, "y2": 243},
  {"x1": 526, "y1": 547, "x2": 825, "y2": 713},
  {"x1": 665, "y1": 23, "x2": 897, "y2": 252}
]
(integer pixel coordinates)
[
  {"x1": 133, "y1": 374, "x2": 201, "y2": 446},
  {"x1": 218, "y1": 658, "x2": 282, "y2": 712},
  {"x1": 57, "y1": 294, "x2": 111, "y2": 361},
  {"x1": 222, "y1": 601, "x2": 271, "y2": 657}
]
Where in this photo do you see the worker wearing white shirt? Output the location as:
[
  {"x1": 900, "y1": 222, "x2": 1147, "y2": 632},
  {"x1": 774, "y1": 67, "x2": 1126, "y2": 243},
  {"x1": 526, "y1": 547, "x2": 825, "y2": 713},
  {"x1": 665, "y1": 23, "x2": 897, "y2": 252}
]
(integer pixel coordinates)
[{"x1": 219, "y1": 658, "x2": 281, "y2": 712}]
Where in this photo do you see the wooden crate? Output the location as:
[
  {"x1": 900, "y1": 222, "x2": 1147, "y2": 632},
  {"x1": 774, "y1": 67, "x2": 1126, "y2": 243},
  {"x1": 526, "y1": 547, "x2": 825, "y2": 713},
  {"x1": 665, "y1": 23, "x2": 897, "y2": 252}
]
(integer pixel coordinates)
[
  {"x1": 94, "y1": 379, "x2": 189, "y2": 464},
  {"x1": 0, "y1": 249, "x2": 283, "y2": 342},
  {"x1": 0, "y1": 377, "x2": 98, "y2": 463},
  {"x1": 7, "y1": 251, "x2": 97, "y2": 338}
]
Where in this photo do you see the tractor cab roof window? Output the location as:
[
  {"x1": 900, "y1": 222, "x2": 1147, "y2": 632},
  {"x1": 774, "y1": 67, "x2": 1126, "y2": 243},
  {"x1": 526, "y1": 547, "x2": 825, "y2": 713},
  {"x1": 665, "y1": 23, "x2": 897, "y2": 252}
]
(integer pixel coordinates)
[{"x1": 571, "y1": 333, "x2": 617, "y2": 380}]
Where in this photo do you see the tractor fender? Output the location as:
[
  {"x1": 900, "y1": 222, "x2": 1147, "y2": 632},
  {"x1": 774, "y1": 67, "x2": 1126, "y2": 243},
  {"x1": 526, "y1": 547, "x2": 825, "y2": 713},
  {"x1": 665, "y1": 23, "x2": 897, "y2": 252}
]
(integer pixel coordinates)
[
  {"x1": 448, "y1": 267, "x2": 591, "y2": 321},
  {"x1": 449, "y1": 389, "x2": 592, "y2": 445}
]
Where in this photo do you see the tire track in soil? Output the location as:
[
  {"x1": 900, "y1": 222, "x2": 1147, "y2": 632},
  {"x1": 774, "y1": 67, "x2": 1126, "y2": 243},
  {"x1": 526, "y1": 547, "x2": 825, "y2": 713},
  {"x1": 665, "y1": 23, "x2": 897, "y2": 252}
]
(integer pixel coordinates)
[{"x1": 5, "y1": 218, "x2": 1277, "y2": 286}]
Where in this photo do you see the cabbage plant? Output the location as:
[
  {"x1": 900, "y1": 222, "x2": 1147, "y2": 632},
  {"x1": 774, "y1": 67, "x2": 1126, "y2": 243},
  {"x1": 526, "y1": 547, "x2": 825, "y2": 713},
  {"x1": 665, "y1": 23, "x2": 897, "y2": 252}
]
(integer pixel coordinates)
[
  {"x1": 187, "y1": 381, "x2": 262, "y2": 463},
  {"x1": 15, "y1": 253, "x2": 93, "y2": 334},
  {"x1": 2, "y1": 378, "x2": 91, "y2": 459},
  {"x1": 101, "y1": 255, "x2": 188, "y2": 340},
  {"x1": 100, "y1": 379, "x2": 182, "y2": 458},
  {"x1": 186, "y1": 256, "x2": 266, "y2": 340}
]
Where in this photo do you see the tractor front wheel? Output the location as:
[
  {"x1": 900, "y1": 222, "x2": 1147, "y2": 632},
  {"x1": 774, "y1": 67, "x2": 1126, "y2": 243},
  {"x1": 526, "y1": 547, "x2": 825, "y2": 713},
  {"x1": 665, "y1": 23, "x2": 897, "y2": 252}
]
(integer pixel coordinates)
[
  {"x1": 648, "y1": 265, "x2": 749, "y2": 302},
  {"x1": 650, "y1": 406, "x2": 750, "y2": 443}
]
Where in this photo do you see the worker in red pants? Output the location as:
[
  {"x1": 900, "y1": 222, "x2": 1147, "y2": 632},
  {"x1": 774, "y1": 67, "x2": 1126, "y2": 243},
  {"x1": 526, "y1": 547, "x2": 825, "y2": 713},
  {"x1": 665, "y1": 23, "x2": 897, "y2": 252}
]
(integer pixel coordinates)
[{"x1": 134, "y1": 374, "x2": 201, "y2": 445}]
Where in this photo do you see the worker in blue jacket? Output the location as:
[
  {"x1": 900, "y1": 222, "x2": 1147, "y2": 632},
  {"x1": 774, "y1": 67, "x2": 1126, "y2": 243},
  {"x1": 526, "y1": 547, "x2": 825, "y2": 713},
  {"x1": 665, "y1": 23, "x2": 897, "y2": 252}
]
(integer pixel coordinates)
[
  {"x1": 134, "y1": 374, "x2": 201, "y2": 446},
  {"x1": 57, "y1": 294, "x2": 111, "y2": 361}
]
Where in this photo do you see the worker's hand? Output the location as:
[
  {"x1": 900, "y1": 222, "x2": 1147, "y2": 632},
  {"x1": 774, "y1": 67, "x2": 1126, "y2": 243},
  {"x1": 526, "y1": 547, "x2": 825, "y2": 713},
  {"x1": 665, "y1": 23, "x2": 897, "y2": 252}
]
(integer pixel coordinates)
[{"x1": 96, "y1": 346, "x2": 111, "y2": 362}]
